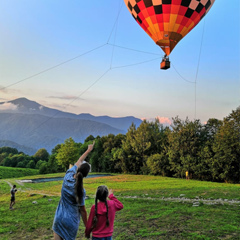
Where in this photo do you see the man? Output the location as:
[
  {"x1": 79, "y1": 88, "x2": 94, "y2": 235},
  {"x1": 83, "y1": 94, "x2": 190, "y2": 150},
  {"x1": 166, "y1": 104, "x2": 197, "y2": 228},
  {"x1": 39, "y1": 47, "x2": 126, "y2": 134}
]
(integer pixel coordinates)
[{"x1": 10, "y1": 185, "x2": 17, "y2": 210}]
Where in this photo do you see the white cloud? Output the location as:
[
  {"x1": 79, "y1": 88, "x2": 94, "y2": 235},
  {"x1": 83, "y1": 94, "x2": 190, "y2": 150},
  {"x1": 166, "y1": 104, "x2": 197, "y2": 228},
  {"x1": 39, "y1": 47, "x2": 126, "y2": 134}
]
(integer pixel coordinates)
[
  {"x1": 142, "y1": 116, "x2": 172, "y2": 126},
  {"x1": 48, "y1": 95, "x2": 84, "y2": 101},
  {"x1": 0, "y1": 102, "x2": 18, "y2": 111},
  {"x1": 155, "y1": 116, "x2": 172, "y2": 125}
]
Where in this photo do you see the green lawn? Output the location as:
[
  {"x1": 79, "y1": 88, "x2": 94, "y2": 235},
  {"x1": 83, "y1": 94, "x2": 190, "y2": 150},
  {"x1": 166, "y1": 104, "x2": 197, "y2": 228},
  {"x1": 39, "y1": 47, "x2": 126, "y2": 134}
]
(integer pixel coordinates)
[
  {"x1": 0, "y1": 173, "x2": 239, "y2": 239},
  {"x1": 0, "y1": 166, "x2": 39, "y2": 179}
]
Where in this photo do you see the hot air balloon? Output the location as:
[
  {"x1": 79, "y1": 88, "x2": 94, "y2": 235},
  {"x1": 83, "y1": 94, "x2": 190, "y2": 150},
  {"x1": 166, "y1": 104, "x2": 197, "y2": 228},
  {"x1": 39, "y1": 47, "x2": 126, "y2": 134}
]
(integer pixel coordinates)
[{"x1": 124, "y1": 0, "x2": 215, "y2": 69}]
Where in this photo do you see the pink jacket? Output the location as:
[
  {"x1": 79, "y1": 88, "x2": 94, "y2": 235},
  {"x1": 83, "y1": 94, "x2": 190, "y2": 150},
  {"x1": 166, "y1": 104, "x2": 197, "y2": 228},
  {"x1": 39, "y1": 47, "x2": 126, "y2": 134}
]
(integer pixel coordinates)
[{"x1": 85, "y1": 194, "x2": 123, "y2": 238}]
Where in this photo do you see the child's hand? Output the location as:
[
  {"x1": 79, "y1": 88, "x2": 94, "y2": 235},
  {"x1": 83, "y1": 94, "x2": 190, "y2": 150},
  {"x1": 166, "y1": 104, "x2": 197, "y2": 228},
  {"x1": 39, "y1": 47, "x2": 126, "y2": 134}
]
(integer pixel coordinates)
[
  {"x1": 109, "y1": 189, "x2": 113, "y2": 196},
  {"x1": 87, "y1": 141, "x2": 95, "y2": 152}
]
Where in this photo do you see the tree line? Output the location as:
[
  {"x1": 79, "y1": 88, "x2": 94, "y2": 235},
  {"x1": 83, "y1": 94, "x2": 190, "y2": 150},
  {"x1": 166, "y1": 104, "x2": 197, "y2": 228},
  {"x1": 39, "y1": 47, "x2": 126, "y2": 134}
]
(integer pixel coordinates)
[{"x1": 0, "y1": 107, "x2": 239, "y2": 183}]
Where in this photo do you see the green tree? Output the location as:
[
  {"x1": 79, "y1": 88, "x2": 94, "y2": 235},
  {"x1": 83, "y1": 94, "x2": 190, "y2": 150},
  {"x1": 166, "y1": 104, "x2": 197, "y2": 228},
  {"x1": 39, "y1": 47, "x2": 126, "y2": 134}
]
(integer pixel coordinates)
[
  {"x1": 147, "y1": 153, "x2": 170, "y2": 176},
  {"x1": 88, "y1": 137, "x2": 103, "y2": 172},
  {"x1": 132, "y1": 120, "x2": 152, "y2": 173},
  {"x1": 39, "y1": 162, "x2": 48, "y2": 174},
  {"x1": 16, "y1": 161, "x2": 25, "y2": 168},
  {"x1": 34, "y1": 148, "x2": 49, "y2": 162},
  {"x1": 109, "y1": 134, "x2": 125, "y2": 173},
  {"x1": 168, "y1": 117, "x2": 205, "y2": 179},
  {"x1": 121, "y1": 120, "x2": 163, "y2": 174},
  {"x1": 211, "y1": 107, "x2": 240, "y2": 183},
  {"x1": 36, "y1": 160, "x2": 46, "y2": 169},
  {"x1": 199, "y1": 118, "x2": 222, "y2": 181},
  {"x1": 85, "y1": 135, "x2": 95, "y2": 143},
  {"x1": 99, "y1": 134, "x2": 125, "y2": 173},
  {"x1": 0, "y1": 147, "x2": 18, "y2": 155},
  {"x1": 3, "y1": 157, "x2": 13, "y2": 167},
  {"x1": 147, "y1": 125, "x2": 171, "y2": 176},
  {"x1": 18, "y1": 160, "x2": 28, "y2": 168},
  {"x1": 48, "y1": 154, "x2": 64, "y2": 173},
  {"x1": 56, "y1": 137, "x2": 80, "y2": 170},
  {"x1": 26, "y1": 160, "x2": 35, "y2": 169},
  {"x1": 9, "y1": 153, "x2": 27, "y2": 168},
  {"x1": 0, "y1": 152, "x2": 8, "y2": 165},
  {"x1": 51, "y1": 144, "x2": 61, "y2": 155},
  {"x1": 98, "y1": 135, "x2": 114, "y2": 172},
  {"x1": 121, "y1": 123, "x2": 138, "y2": 173},
  {"x1": 166, "y1": 117, "x2": 183, "y2": 177}
]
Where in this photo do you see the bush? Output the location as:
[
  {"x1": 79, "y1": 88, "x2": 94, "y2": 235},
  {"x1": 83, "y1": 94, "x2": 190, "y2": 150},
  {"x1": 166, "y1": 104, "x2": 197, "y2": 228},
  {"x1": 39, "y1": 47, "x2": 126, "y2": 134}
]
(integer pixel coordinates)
[{"x1": 39, "y1": 162, "x2": 48, "y2": 174}]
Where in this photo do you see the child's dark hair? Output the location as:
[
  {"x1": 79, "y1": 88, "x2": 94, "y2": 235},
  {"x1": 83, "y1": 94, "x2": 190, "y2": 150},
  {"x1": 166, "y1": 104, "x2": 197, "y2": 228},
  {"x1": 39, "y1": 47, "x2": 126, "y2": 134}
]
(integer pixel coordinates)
[
  {"x1": 75, "y1": 163, "x2": 90, "y2": 204},
  {"x1": 92, "y1": 185, "x2": 109, "y2": 229}
]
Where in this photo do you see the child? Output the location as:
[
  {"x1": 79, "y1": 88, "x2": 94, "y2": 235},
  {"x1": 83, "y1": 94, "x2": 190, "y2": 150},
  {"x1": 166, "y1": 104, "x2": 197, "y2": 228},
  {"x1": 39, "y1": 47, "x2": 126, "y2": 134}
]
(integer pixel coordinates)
[
  {"x1": 10, "y1": 185, "x2": 17, "y2": 210},
  {"x1": 52, "y1": 143, "x2": 94, "y2": 240},
  {"x1": 85, "y1": 185, "x2": 123, "y2": 240}
]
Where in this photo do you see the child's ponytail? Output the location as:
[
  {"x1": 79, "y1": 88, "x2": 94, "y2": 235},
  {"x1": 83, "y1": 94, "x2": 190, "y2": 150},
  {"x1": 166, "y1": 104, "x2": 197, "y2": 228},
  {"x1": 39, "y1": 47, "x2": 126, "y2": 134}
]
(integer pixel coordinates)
[
  {"x1": 75, "y1": 163, "x2": 90, "y2": 204},
  {"x1": 104, "y1": 199, "x2": 109, "y2": 227},
  {"x1": 75, "y1": 172, "x2": 83, "y2": 204},
  {"x1": 92, "y1": 198, "x2": 98, "y2": 229}
]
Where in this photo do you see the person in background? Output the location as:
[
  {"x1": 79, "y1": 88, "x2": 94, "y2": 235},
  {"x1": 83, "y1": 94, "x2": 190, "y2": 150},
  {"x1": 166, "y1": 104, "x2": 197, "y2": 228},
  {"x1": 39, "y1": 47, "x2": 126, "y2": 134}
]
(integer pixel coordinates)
[
  {"x1": 10, "y1": 184, "x2": 17, "y2": 210},
  {"x1": 52, "y1": 142, "x2": 94, "y2": 240},
  {"x1": 85, "y1": 185, "x2": 123, "y2": 240}
]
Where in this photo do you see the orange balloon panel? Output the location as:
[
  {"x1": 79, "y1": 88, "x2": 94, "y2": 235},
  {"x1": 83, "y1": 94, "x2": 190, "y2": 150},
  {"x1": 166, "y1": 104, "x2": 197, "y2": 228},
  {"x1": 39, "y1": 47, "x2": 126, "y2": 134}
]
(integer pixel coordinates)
[{"x1": 124, "y1": 0, "x2": 215, "y2": 55}]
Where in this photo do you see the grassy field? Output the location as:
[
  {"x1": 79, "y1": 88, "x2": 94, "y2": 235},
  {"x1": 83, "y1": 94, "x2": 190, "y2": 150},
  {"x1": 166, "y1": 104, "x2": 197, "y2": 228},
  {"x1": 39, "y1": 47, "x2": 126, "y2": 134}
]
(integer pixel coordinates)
[
  {"x1": 0, "y1": 166, "x2": 39, "y2": 179},
  {"x1": 0, "y1": 172, "x2": 239, "y2": 240}
]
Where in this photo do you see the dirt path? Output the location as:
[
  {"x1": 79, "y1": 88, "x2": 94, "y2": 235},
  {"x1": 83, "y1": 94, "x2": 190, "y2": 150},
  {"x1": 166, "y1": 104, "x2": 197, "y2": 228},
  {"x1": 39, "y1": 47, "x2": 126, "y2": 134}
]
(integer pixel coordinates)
[
  {"x1": 3, "y1": 180, "x2": 12, "y2": 188},
  {"x1": 3, "y1": 179, "x2": 60, "y2": 197},
  {"x1": 121, "y1": 195, "x2": 240, "y2": 206}
]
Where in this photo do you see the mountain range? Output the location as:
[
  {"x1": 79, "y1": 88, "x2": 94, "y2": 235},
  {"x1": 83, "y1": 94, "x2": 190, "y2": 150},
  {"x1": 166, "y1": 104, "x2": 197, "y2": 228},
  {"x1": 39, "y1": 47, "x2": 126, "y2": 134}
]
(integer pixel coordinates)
[{"x1": 0, "y1": 98, "x2": 142, "y2": 155}]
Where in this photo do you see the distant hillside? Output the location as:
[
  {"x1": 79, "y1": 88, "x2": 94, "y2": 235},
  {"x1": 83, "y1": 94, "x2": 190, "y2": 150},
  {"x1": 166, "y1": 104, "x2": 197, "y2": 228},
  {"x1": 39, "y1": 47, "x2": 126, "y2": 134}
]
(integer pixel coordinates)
[
  {"x1": 77, "y1": 113, "x2": 142, "y2": 132},
  {"x1": 0, "y1": 98, "x2": 142, "y2": 131},
  {"x1": 0, "y1": 140, "x2": 37, "y2": 155},
  {"x1": 0, "y1": 112, "x2": 125, "y2": 153},
  {"x1": 0, "y1": 97, "x2": 142, "y2": 154}
]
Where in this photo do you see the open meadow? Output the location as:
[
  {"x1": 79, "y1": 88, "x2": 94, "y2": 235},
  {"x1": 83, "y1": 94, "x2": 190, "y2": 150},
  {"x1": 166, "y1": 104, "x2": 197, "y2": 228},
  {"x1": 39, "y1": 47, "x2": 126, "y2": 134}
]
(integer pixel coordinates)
[{"x1": 0, "y1": 172, "x2": 239, "y2": 240}]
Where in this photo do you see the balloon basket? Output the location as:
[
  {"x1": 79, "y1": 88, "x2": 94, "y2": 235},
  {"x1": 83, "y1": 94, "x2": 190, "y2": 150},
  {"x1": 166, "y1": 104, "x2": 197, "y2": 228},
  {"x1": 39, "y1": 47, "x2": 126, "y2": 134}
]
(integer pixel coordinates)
[{"x1": 160, "y1": 58, "x2": 170, "y2": 70}]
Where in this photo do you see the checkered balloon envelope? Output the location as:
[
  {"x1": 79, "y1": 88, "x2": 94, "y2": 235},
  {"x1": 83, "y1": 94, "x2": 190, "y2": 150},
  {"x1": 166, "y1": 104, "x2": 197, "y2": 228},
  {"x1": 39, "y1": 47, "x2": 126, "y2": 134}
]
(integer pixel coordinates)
[{"x1": 124, "y1": 0, "x2": 215, "y2": 56}]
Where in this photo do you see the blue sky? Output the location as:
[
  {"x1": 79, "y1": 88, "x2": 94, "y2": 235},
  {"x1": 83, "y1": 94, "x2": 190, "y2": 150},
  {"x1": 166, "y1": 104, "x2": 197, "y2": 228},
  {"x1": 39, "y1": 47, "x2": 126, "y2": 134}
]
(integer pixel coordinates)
[{"x1": 0, "y1": 0, "x2": 239, "y2": 125}]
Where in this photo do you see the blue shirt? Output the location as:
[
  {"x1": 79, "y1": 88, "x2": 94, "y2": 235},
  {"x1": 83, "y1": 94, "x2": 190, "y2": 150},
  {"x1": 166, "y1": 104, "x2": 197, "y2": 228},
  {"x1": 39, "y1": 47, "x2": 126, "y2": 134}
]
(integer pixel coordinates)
[{"x1": 52, "y1": 165, "x2": 85, "y2": 240}]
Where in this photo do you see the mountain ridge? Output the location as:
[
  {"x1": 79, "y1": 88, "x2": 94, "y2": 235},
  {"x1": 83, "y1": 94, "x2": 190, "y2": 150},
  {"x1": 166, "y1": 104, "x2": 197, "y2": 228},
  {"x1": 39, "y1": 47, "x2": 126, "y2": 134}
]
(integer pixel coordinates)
[
  {"x1": 0, "y1": 97, "x2": 142, "y2": 131},
  {"x1": 0, "y1": 98, "x2": 142, "y2": 154}
]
